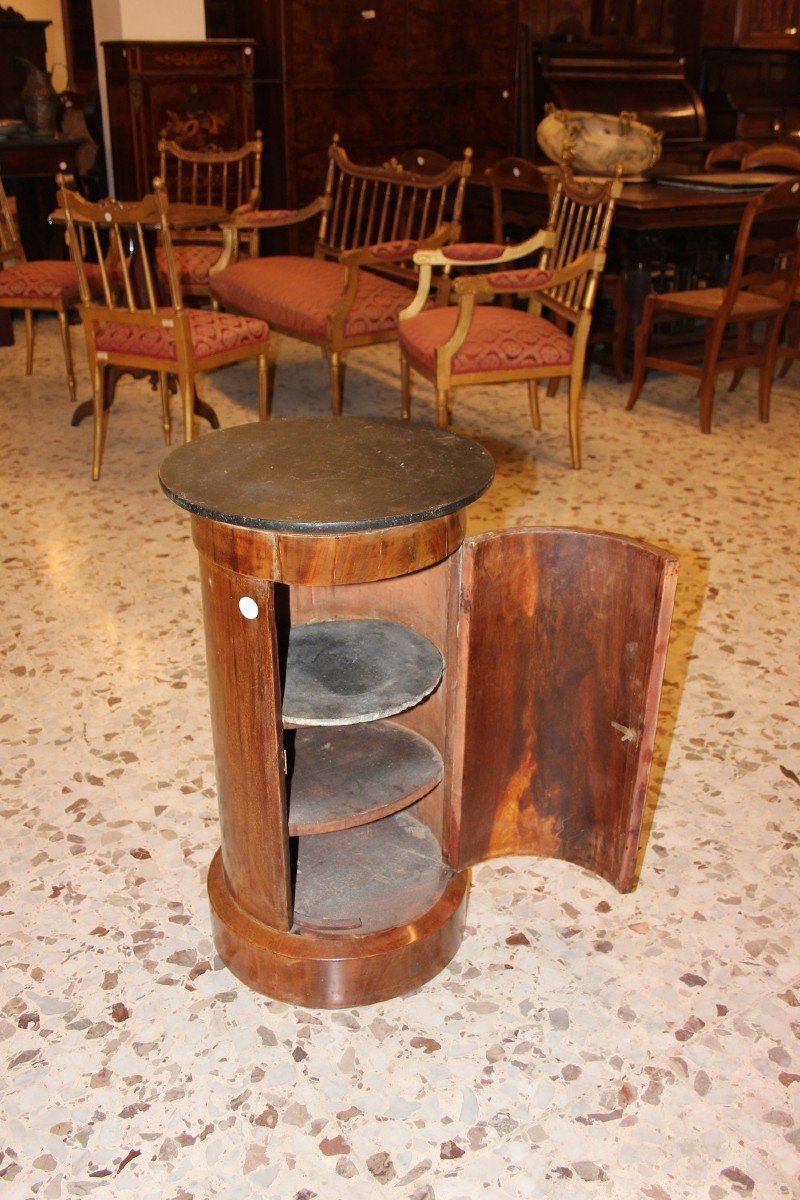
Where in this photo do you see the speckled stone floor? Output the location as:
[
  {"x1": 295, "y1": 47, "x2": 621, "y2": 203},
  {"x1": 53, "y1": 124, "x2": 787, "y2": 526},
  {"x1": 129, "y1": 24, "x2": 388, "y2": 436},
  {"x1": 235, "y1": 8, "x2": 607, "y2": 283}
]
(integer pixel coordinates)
[{"x1": 1, "y1": 315, "x2": 799, "y2": 1200}]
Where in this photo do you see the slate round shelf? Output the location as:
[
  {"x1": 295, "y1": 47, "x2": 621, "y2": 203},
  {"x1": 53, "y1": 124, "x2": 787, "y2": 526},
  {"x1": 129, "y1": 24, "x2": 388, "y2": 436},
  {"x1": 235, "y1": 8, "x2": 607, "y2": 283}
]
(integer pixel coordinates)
[
  {"x1": 287, "y1": 721, "x2": 444, "y2": 835},
  {"x1": 159, "y1": 416, "x2": 494, "y2": 533},
  {"x1": 282, "y1": 619, "x2": 443, "y2": 726}
]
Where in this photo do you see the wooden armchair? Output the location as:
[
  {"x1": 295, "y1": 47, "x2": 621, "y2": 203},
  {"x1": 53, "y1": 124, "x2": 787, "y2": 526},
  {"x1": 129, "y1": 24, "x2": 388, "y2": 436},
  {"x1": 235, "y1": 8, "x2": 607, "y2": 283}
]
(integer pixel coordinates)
[
  {"x1": 398, "y1": 169, "x2": 623, "y2": 469},
  {"x1": 210, "y1": 136, "x2": 473, "y2": 414},
  {"x1": 0, "y1": 170, "x2": 97, "y2": 405},
  {"x1": 628, "y1": 179, "x2": 800, "y2": 432},
  {"x1": 57, "y1": 176, "x2": 270, "y2": 480},
  {"x1": 487, "y1": 156, "x2": 629, "y2": 381},
  {"x1": 157, "y1": 132, "x2": 263, "y2": 300}
]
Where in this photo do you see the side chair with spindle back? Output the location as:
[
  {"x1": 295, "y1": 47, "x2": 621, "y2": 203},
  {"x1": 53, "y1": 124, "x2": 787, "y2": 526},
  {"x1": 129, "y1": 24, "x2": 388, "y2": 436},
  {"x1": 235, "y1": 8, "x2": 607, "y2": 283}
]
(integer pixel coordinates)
[
  {"x1": 210, "y1": 135, "x2": 473, "y2": 415},
  {"x1": 57, "y1": 175, "x2": 270, "y2": 480},
  {"x1": 0, "y1": 170, "x2": 101, "y2": 404},
  {"x1": 157, "y1": 132, "x2": 264, "y2": 300},
  {"x1": 627, "y1": 178, "x2": 800, "y2": 431}
]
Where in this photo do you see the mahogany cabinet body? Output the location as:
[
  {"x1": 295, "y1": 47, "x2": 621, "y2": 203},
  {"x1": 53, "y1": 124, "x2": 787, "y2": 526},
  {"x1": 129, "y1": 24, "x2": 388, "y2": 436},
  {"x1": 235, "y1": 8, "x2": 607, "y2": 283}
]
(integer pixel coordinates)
[
  {"x1": 102, "y1": 39, "x2": 257, "y2": 200},
  {"x1": 188, "y1": 512, "x2": 676, "y2": 1007},
  {"x1": 702, "y1": 0, "x2": 800, "y2": 48},
  {"x1": 204, "y1": 0, "x2": 521, "y2": 211}
]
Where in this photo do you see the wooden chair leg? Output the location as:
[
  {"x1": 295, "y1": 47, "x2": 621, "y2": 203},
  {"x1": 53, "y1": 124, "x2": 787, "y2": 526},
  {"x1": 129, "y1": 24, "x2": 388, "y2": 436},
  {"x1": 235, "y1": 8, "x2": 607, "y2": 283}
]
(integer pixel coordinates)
[
  {"x1": 258, "y1": 353, "x2": 270, "y2": 420},
  {"x1": 23, "y1": 308, "x2": 35, "y2": 376},
  {"x1": 758, "y1": 316, "x2": 784, "y2": 424},
  {"x1": 179, "y1": 371, "x2": 196, "y2": 442},
  {"x1": 329, "y1": 351, "x2": 344, "y2": 416},
  {"x1": 435, "y1": 388, "x2": 450, "y2": 429},
  {"x1": 400, "y1": 353, "x2": 411, "y2": 420},
  {"x1": 612, "y1": 277, "x2": 628, "y2": 383},
  {"x1": 728, "y1": 320, "x2": 749, "y2": 392},
  {"x1": 527, "y1": 380, "x2": 541, "y2": 429},
  {"x1": 158, "y1": 372, "x2": 172, "y2": 443},
  {"x1": 546, "y1": 377, "x2": 560, "y2": 398},
  {"x1": 91, "y1": 363, "x2": 108, "y2": 481},
  {"x1": 55, "y1": 309, "x2": 77, "y2": 404},
  {"x1": 627, "y1": 296, "x2": 657, "y2": 410},
  {"x1": 697, "y1": 319, "x2": 725, "y2": 434},
  {"x1": 778, "y1": 303, "x2": 799, "y2": 378},
  {"x1": 567, "y1": 371, "x2": 583, "y2": 470}
]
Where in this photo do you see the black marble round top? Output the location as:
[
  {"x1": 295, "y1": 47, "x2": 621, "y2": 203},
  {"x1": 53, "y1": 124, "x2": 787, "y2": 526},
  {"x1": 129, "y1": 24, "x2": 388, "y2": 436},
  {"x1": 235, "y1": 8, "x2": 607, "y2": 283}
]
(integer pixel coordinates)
[{"x1": 159, "y1": 418, "x2": 494, "y2": 533}]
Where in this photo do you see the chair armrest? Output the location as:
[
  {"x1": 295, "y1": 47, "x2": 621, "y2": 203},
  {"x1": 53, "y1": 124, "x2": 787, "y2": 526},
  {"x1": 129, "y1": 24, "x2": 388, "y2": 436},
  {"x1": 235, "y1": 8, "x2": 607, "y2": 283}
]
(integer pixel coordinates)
[
  {"x1": 413, "y1": 229, "x2": 553, "y2": 269},
  {"x1": 340, "y1": 220, "x2": 463, "y2": 268},
  {"x1": 454, "y1": 249, "x2": 599, "y2": 300},
  {"x1": 230, "y1": 195, "x2": 331, "y2": 229}
]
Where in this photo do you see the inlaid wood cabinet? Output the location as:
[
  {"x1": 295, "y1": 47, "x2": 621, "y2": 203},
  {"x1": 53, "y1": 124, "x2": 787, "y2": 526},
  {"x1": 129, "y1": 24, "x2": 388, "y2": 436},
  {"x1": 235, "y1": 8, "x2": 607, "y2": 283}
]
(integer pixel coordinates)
[{"x1": 102, "y1": 39, "x2": 256, "y2": 200}]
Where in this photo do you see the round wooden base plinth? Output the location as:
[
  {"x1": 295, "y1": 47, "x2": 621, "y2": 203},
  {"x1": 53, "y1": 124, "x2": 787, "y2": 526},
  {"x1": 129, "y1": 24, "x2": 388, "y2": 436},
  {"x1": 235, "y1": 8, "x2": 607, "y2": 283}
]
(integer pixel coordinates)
[{"x1": 207, "y1": 849, "x2": 469, "y2": 1008}]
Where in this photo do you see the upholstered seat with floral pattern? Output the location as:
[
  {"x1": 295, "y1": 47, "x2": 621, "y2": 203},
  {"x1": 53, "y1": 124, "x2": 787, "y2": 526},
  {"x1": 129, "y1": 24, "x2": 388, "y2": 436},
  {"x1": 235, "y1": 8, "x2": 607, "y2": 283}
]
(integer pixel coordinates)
[
  {"x1": 400, "y1": 306, "x2": 573, "y2": 375},
  {"x1": 0, "y1": 260, "x2": 102, "y2": 301},
  {"x1": 155, "y1": 245, "x2": 222, "y2": 291},
  {"x1": 95, "y1": 309, "x2": 269, "y2": 362},
  {"x1": 211, "y1": 256, "x2": 418, "y2": 340}
]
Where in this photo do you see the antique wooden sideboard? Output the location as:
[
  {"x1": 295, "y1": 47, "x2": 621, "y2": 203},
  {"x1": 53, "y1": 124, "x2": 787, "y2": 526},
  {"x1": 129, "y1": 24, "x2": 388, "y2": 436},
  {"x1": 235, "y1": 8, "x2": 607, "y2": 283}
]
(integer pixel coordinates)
[{"x1": 160, "y1": 418, "x2": 677, "y2": 1008}]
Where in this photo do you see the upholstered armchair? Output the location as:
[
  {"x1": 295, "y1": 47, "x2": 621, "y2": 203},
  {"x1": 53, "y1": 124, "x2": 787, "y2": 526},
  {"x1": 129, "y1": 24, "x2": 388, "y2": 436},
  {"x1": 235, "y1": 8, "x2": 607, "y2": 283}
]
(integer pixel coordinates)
[{"x1": 398, "y1": 170, "x2": 623, "y2": 468}]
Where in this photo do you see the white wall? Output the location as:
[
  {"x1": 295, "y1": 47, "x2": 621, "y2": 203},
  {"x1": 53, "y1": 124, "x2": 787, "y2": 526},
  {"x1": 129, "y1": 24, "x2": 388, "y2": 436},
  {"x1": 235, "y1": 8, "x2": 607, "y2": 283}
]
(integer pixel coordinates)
[
  {"x1": 92, "y1": 0, "x2": 206, "y2": 193},
  {"x1": 11, "y1": 0, "x2": 69, "y2": 88}
]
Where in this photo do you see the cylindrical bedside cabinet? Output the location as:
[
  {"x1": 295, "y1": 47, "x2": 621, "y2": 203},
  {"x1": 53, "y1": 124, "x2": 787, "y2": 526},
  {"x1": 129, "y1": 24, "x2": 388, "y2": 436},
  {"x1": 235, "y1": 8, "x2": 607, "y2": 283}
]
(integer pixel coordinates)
[{"x1": 160, "y1": 417, "x2": 495, "y2": 1008}]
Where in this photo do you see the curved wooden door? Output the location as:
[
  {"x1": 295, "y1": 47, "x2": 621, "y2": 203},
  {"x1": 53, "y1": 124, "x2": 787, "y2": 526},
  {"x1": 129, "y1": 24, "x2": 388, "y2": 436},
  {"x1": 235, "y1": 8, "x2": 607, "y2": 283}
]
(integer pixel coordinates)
[{"x1": 445, "y1": 528, "x2": 677, "y2": 892}]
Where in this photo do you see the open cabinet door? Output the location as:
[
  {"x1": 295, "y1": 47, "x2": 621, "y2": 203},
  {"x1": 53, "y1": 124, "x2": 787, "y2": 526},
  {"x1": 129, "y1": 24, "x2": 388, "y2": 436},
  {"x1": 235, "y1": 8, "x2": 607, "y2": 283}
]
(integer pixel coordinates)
[{"x1": 445, "y1": 528, "x2": 677, "y2": 892}]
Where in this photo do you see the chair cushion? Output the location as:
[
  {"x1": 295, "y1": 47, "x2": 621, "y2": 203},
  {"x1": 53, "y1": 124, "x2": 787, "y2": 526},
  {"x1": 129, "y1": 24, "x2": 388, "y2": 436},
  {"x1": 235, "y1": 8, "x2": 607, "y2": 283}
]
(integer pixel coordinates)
[
  {"x1": 400, "y1": 305, "x2": 573, "y2": 375},
  {"x1": 155, "y1": 245, "x2": 221, "y2": 288},
  {"x1": 211, "y1": 256, "x2": 414, "y2": 339},
  {"x1": 0, "y1": 260, "x2": 101, "y2": 302},
  {"x1": 654, "y1": 285, "x2": 785, "y2": 318},
  {"x1": 94, "y1": 309, "x2": 268, "y2": 362}
]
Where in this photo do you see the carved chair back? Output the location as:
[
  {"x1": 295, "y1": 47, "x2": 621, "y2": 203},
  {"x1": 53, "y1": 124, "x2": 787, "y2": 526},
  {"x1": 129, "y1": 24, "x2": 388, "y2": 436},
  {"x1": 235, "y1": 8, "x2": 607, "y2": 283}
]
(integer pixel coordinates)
[
  {"x1": 740, "y1": 144, "x2": 800, "y2": 174},
  {"x1": 722, "y1": 178, "x2": 800, "y2": 316},
  {"x1": 158, "y1": 133, "x2": 263, "y2": 257},
  {"x1": 537, "y1": 169, "x2": 622, "y2": 325},
  {"x1": 704, "y1": 140, "x2": 756, "y2": 169},
  {"x1": 57, "y1": 177, "x2": 181, "y2": 318},
  {"x1": 486, "y1": 156, "x2": 552, "y2": 246},
  {"x1": 0, "y1": 173, "x2": 25, "y2": 266},
  {"x1": 316, "y1": 138, "x2": 473, "y2": 285}
]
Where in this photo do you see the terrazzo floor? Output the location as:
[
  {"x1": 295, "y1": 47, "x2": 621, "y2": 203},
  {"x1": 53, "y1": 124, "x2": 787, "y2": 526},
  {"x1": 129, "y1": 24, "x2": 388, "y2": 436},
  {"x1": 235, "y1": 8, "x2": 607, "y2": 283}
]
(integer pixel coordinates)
[{"x1": 1, "y1": 315, "x2": 799, "y2": 1200}]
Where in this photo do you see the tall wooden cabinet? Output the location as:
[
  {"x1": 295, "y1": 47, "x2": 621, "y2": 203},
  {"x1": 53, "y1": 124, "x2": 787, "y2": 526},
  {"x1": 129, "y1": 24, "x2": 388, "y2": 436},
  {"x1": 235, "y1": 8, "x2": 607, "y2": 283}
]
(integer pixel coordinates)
[
  {"x1": 205, "y1": 0, "x2": 521, "y2": 210},
  {"x1": 102, "y1": 39, "x2": 256, "y2": 199}
]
